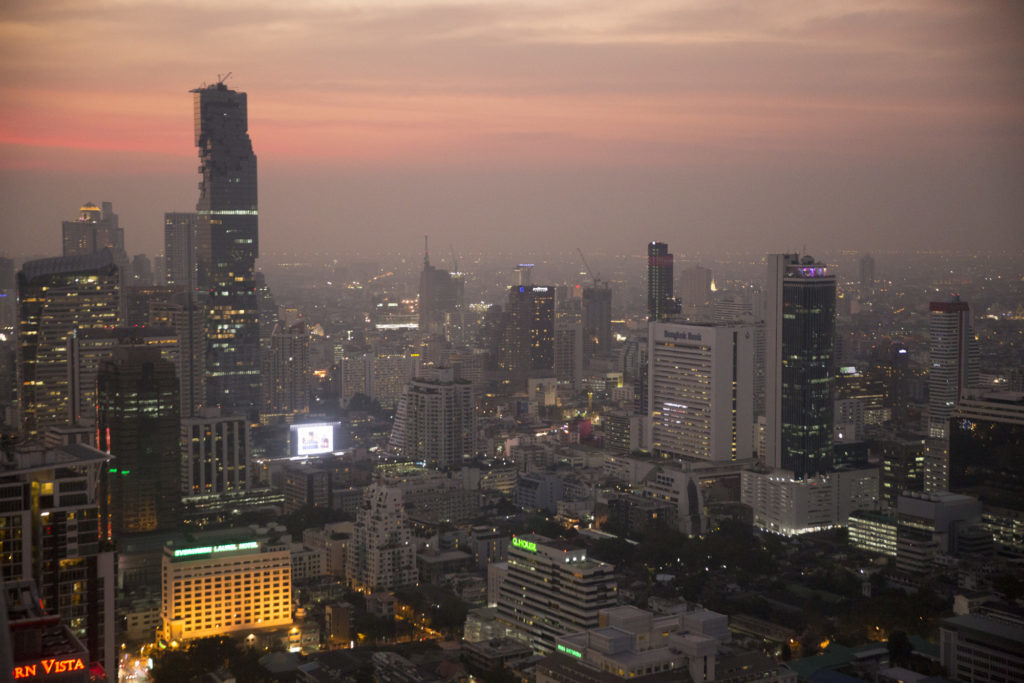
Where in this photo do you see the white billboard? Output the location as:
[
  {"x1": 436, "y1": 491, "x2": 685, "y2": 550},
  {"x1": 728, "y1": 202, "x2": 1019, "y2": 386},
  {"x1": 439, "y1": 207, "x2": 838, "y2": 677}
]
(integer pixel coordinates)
[{"x1": 293, "y1": 423, "x2": 335, "y2": 456}]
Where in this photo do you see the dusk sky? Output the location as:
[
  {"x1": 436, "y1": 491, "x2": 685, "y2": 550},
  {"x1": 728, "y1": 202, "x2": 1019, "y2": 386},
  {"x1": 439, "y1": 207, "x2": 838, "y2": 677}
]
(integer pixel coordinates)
[{"x1": 2, "y1": 0, "x2": 1023, "y2": 261}]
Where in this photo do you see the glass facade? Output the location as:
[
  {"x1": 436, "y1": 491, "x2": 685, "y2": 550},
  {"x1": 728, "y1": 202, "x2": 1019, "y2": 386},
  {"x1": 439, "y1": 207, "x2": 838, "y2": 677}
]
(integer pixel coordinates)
[
  {"x1": 779, "y1": 263, "x2": 835, "y2": 477},
  {"x1": 192, "y1": 82, "x2": 260, "y2": 419}
]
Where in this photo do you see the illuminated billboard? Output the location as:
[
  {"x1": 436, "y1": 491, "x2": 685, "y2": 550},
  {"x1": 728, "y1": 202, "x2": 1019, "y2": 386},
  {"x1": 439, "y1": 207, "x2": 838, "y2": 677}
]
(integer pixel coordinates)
[{"x1": 292, "y1": 423, "x2": 338, "y2": 456}]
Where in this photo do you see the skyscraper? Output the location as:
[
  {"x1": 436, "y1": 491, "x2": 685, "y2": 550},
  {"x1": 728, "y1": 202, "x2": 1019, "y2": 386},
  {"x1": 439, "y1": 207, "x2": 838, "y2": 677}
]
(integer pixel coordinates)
[
  {"x1": 97, "y1": 345, "x2": 180, "y2": 534},
  {"x1": 192, "y1": 81, "x2": 260, "y2": 419},
  {"x1": 581, "y1": 284, "x2": 611, "y2": 364},
  {"x1": 647, "y1": 241, "x2": 676, "y2": 321},
  {"x1": 418, "y1": 240, "x2": 464, "y2": 337},
  {"x1": 163, "y1": 212, "x2": 199, "y2": 290},
  {"x1": 764, "y1": 254, "x2": 836, "y2": 478},
  {"x1": 499, "y1": 284, "x2": 555, "y2": 392},
  {"x1": 928, "y1": 295, "x2": 979, "y2": 439},
  {"x1": 17, "y1": 251, "x2": 121, "y2": 438}
]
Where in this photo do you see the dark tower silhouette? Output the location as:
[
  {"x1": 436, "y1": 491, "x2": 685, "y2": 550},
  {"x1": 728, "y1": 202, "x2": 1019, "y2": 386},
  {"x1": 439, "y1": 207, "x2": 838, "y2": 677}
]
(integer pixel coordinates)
[
  {"x1": 647, "y1": 241, "x2": 676, "y2": 321},
  {"x1": 192, "y1": 80, "x2": 260, "y2": 420}
]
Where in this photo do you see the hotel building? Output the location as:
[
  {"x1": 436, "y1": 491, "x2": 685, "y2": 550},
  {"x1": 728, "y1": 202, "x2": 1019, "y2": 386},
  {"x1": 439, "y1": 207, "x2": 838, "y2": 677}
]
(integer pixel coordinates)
[{"x1": 160, "y1": 539, "x2": 291, "y2": 642}]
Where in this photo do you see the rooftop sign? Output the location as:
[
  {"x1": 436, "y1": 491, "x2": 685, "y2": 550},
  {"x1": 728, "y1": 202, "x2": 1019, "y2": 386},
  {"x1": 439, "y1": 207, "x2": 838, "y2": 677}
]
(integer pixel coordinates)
[
  {"x1": 512, "y1": 536, "x2": 537, "y2": 553},
  {"x1": 172, "y1": 541, "x2": 258, "y2": 558}
]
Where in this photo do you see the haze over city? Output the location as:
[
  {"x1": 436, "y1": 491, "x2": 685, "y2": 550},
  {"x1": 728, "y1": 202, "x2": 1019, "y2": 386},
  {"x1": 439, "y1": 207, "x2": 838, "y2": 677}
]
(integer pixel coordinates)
[{"x1": 2, "y1": 0, "x2": 1024, "y2": 259}]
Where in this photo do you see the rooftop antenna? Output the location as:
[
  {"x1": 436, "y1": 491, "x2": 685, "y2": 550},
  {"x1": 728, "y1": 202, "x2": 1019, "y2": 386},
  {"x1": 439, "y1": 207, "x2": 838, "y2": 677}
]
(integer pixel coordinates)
[{"x1": 217, "y1": 71, "x2": 233, "y2": 85}]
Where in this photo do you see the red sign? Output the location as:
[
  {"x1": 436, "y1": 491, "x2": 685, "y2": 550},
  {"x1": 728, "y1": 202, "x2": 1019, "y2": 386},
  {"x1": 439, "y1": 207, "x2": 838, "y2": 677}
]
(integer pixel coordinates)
[{"x1": 12, "y1": 657, "x2": 86, "y2": 679}]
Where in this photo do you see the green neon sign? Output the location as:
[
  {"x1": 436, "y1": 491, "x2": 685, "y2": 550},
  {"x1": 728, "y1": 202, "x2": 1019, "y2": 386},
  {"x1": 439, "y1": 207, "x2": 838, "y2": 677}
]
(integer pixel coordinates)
[
  {"x1": 172, "y1": 541, "x2": 259, "y2": 558},
  {"x1": 512, "y1": 537, "x2": 537, "y2": 553},
  {"x1": 557, "y1": 644, "x2": 582, "y2": 658}
]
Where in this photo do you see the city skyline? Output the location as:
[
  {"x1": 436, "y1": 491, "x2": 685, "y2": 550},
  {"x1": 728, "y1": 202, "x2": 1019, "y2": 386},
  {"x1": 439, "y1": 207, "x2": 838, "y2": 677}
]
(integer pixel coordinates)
[{"x1": 2, "y1": 0, "x2": 1024, "y2": 259}]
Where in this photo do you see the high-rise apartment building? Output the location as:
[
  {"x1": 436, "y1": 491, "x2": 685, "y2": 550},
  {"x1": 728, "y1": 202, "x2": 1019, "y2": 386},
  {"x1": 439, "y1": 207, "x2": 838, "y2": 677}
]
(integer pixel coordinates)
[
  {"x1": 346, "y1": 483, "x2": 417, "y2": 593},
  {"x1": 764, "y1": 254, "x2": 836, "y2": 478},
  {"x1": 554, "y1": 320, "x2": 583, "y2": 393},
  {"x1": 97, "y1": 346, "x2": 180, "y2": 535},
  {"x1": 0, "y1": 444, "x2": 116, "y2": 678},
  {"x1": 928, "y1": 295, "x2": 979, "y2": 439},
  {"x1": 647, "y1": 321, "x2": 755, "y2": 462},
  {"x1": 647, "y1": 242, "x2": 676, "y2": 321},
  {"x1": 389, "y1": 367, "x2": 476, "y2": 470},
  {"x1": 17, "y1": 251, "x2": 121, "y2": 438},
  {"x1": 192, "y1": 81, "x2": 260, "y2": 419},
  {"x1": 261, "y1": 321, "x2": 311, "y2": 417},
  {"x1": 496, "y1": 534, "x2": 617, "y2": 654},
  {"x1": 499, "y1": 285, "x2": 555, "y2": 391}
]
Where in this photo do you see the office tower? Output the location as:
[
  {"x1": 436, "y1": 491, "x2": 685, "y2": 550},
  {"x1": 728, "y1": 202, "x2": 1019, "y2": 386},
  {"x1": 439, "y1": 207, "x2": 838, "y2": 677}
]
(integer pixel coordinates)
[
  {"x1": 68, "y1": 326, "x2": 179, "y2": 428},
  {"x1": 949, "y1": 392, "x2": 1024, "y2": 514},
  {"x1": 764, "y1": 254, "x2": 836, "y2": 478},
  {"x1": 647, "y1": 242, "x2": 676, "y2": 322},
  {"x1": 0, "y1": 444, "x2": 116, "y2": 677},
  {"x1": 418, "y1": 240, "x2": 464, "y2": 337},
  {"x1": 97, "y1": 345, "x2": 180, "y2": 535},
  {"x1": 192, "y1": 81, "x2": 260, "y2": 419},
  {"x1": 499, "y1": 285, "x2": 555, "y2": 391},
  {"x1": 346, "y1": 483, "x2": 417, "y2": 593},
  {"x1": 647, "y1": 322, "x2": 754, "y2": 462},
  {"x1": 928, "y1": 295, "x2": 979, "y2": 439},
  {"x1": 581, "y1": 284, "x2": 611, "y2": 364},
  {"x1": 160, "y1": 539, "x2": 291, "y2": 642},
  {"x1": 389, "y1": 367, "x2": 475, "y2": 470},
  {"x1": 262, "y1": 321, "x2": 311, "y2": 417},
  {"x1": 17, "y1": 251, "x2": 121, "y2": 438},
  {"x1": 150, "y1": 298, "x2": 206, "y2": 417},
  {"x1": 513, "y1": 264, "x2": 533, "y2": 287},
  {"x1": 163, "y1": 212, "x2": 200, "y2": 289},
  {"x1": 678, "y1": 264, "x2": 713, "y2": 308},
  {"x1": 879, "y1": 436, "x2": 927, "y2": 508},
  {"x1": 859, "y1": 253, "x2": 875, "y2": 289},
  {"x1": 181, "y1": 406, "x2": 249, "y2": 499},
  {"x1": 496, "y1": 534, "x2": 617, "y2": 654}
]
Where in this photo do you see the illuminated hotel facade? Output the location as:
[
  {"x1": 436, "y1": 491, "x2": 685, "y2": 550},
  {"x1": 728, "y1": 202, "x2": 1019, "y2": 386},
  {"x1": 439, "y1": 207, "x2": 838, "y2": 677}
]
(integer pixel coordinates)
[
  {"x1": 160, "y1": 540, "x2": 291, "y2": 642},
  {"x1": 496, "y1": 534, "x2": 617, "y2": 654}
]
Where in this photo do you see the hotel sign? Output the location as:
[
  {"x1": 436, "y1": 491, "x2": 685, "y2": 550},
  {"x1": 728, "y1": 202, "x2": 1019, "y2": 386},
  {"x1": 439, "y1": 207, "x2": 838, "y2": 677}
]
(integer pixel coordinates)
[
  {"x1": 172, "y1": 541, "x2": 259, "y2": 558},
  {"x1": 13, "y1": 657, "x2": 86, "y2": 679},
  {"x1": 512, "y1": 536, "x2": 537, "y2": 553}
]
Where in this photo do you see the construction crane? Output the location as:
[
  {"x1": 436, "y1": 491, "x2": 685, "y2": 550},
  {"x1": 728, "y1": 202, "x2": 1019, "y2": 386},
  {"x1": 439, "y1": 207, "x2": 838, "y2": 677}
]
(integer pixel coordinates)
[{"x1": 577, "y1": 248, "x2": 602, "y2": 288}]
